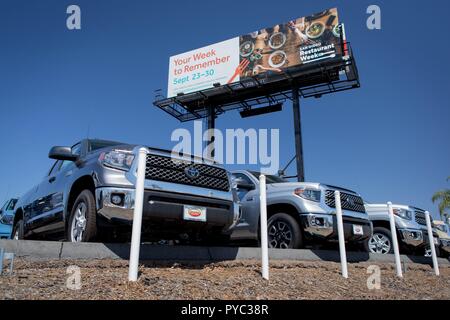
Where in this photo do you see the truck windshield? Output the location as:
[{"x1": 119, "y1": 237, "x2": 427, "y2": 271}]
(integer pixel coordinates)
[
  {"x1": 437, "y1": 224, "x2": 449, "y2": 234},
  {"x1": 89, "y1": 140, "x2": 122, "y2": 152},
  {"x1": 249, "y1": 171, "x2": 287, "y2": 184}
]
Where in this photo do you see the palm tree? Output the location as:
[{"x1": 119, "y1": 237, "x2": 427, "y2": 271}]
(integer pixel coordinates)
[{"x1": 432, "y1": 177, "x2": 450, "y2": 221}]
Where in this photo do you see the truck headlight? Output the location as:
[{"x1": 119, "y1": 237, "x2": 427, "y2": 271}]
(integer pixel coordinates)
[
  {"x1": 393, "y1": 208, "x2": 412, "y2": 220},
  {"x1": 99, "y1": 150, "x2": 135, "y2": 171},
  {"x1": 294, "y1": 188, "x2": 321, "y2": 202}
]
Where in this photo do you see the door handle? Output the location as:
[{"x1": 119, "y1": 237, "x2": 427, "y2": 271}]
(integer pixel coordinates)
[
  {"x1": 246, "y1": 196, "x2": 254, "y2": 202},
  {"x1": 49, "y1": 177, "x2": 56, "y2": 183}
]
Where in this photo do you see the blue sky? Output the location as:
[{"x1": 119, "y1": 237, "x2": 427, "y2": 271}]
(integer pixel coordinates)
[{"x1": 0, "y1": 0, "x2": 449, "y2": 219}]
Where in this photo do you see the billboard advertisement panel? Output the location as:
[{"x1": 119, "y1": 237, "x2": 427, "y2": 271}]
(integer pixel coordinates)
[{"x1": 167, "y1": 8, "x2": 342, "y2": 98}]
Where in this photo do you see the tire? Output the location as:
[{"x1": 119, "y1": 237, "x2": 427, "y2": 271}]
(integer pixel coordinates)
[
  {"x1": 67, "y1": 190, "x2": 97, "y2": 242},
  {"x1": 424, "y1": 245, "x2": 441, "y2": 258},
  {"x1": 12, "y1": 219, "x2": 24, "y2": 240},
  {"x1": 435, "y1": 246, "x2": 441, "y2": 258},
  {"x1": 267, "y1": 213, "x2": 303, "y2": 249},
  {"x1": 366, "y1": 227, "x2": 394, "y2": 254}
]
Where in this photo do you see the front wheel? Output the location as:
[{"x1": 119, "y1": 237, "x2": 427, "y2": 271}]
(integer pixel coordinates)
[
  {"x1": 424, "y1": 245, "x2": 441, "y2": 258},
  {"x1": 267, "y1": 213, "x2": 303, "y2": 249},
  {"x1": 366, "y1": 227, "x2": 393, "y2": 254},
  {"x1": 67, "y1": 190, "x2": 97, "y2": 243}
]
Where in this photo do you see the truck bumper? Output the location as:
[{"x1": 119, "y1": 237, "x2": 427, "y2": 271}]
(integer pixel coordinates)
[
  {"x1": 299, "y1": 213, "x2": 372, "y2": 242},
  {"x1": 397, "y1": 228, "x2": 424, "y2": 247},
  {"x1": 95, "y1": 187, "x2": 240, "y2": 234},
  {"x1": 0, "y1": 232, "x2": 11, "y2": 240},
  {"x1": 0, "y1": 225, "x2": 12, "y2": 239}
]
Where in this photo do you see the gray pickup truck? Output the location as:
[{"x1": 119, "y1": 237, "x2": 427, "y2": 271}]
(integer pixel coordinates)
[
  {"x1": 12, "y1": 139, "x2": 240, "y2": 243},
  {"x1": 230, "y1": 170, "x2": 372, "y2": 249}
]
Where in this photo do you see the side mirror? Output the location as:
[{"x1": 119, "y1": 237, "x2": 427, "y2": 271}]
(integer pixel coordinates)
[
  {"x1": 49, "y1": 146, "x2": 78, "y2": 161},
  {"x1": 233, "y1": 177, "x2": 255, "y2": 190}
]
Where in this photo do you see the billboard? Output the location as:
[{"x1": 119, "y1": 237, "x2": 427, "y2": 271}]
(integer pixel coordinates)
[{"x1": 167, "y1": 8, "x2": 343, "y2": 98}]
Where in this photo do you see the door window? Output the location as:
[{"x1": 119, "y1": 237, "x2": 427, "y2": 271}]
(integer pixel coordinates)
[
  {"x1": 48, "y1": 161, "x2": 60, "y2": 176},
  {"x1": 6, "y1": 199, "x2": 17, "y2": 211},
  {"x1": 59, "y1": 143, "x2": 82, "y2": 173}
]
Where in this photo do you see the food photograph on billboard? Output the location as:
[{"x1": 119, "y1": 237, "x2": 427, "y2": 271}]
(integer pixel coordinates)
[{"x1": 168, "y1": 8, "x2": 342, "y2": 98}]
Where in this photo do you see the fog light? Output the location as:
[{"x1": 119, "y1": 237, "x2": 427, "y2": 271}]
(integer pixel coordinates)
[{"x1": 111, "y1": 194, "x2": 123, "y2": 206}]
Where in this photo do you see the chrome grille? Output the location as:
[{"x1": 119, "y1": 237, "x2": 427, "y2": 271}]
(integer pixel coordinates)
[
  {"x1": 145, "y1": 154, "x2": 230, "y2": 191},
  {"x1": 415, "y1": 210, "x2": 427, "y2": 226},
  {"x1": 325, "y1": 190, "x2": 366, "y2": 213}
]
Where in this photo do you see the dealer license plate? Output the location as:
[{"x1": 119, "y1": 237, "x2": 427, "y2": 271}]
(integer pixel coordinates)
[
  {"x1": 183, "y1": 205, "x2": 207, "y2": 222},
  {"x1": 353, "y1": 224, "x2": 364, "y2": 235}
]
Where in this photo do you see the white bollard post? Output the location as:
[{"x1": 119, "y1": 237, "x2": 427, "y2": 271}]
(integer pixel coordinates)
[
  {"x1": 259, "y1": 174, "x2": 269, "y2": 280},
  {"x1": 128, "y1": 147, "x2": 147, "y2": 282},
  {"x1": 387, "y1": 202, "x2": 403, "y2": 278},
  {"x1": 334, "y1": 191, "x2": 348, "y2": 278},
  {"x1": 425, "y1": 211, "x2": 439, "y2": 276}
]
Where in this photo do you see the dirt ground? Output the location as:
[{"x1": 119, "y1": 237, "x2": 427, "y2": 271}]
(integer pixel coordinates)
[{"x1": 0, "y1": 259, "x2": 449, "y2": 300}]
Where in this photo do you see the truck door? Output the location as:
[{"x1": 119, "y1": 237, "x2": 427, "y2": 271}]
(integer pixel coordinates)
[
  {"x1": 26, "y1": 160, "x2": 65, "y2": 233},
  {"x1": 231, "y1": 172, "x2": 260, "y2": 240},
  {"x1": 27, "y1": 143, "x2": 82, "y2": 235}
]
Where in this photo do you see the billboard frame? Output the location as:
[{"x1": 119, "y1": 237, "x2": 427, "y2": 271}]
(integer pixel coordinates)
[{"x1": 154, "y1": 42, "x2": 359, "y2": 122}]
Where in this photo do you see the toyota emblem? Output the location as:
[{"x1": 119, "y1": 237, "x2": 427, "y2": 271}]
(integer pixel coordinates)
[{"x1": 185, "y1": 166, "x2": 200, "y2": 179}]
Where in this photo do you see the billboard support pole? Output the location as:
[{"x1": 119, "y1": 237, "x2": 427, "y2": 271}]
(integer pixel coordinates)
[
  {"x1": 292, "y1": 85, "x2": 305, "y2": 182},
  {"x1": 207, "y1": 105, "x2": 216, "y2": 158}
]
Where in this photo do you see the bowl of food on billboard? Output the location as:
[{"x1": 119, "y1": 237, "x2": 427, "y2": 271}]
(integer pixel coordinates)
[
  {"x1": 167, "y1": 8, "x2": 343, "y2": 98},
  {"x1": 268, "y1": 50, "x2": 287, "y2": 68},
  {"x1": 332, "y1": 24, "x2": 342, "y2": 38}
]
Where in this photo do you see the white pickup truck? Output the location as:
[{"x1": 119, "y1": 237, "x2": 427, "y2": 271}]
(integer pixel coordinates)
[
  {"x1": 230, "y1": 170, "x2": 372, "y2": 250},
  {"x1": 364, "y1": 203, "x2": 439, "y2": 255}
]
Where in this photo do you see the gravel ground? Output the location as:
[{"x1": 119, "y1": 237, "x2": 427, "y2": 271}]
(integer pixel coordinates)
[{"x1": 0, "y1": 259, "x2": 449, "y2": 300}]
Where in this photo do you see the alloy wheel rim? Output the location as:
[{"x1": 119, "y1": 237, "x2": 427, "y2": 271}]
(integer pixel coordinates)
[
  {"x1": 71, "y1": 202, "x2": 87, "y2": 242},
  {"x1": 268, "y1": 220, "x2": 293, "y2": 249},
  {"x1": 369, "y1": 233, "x2": 391, "y2": 254}
]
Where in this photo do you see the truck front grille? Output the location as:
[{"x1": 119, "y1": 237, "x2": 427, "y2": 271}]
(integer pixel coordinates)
[
  {"x1": 415, "y1": 211, "x2": 427, "y2": 226},
  {"x1": 145, "y1": 154, "x2": 230, "y2": 191},
  {"x1": 325, "y1": 190, "x2": 366, "y2": 213}
]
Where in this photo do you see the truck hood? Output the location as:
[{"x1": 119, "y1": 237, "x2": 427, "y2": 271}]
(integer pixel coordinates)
[
  {"x1": 436, "y1": 230, "x2": 450, "y2": 240},
  {"x1": 268, "y1": 182, "x2": 359, "y2": 195},
  {"x1": 364, "y1": 203, "x2": 411, "y2": 211},
  {"x1": 268, "y1": 182, "x2": 321, "y2": 190}
]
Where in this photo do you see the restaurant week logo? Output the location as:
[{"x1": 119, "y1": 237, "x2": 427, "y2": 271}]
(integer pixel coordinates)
[{"x1": 300, "y1": 42, "x2": 336, "y2": 62}]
